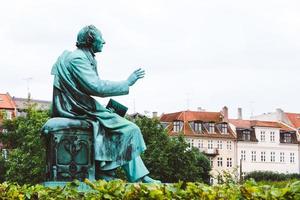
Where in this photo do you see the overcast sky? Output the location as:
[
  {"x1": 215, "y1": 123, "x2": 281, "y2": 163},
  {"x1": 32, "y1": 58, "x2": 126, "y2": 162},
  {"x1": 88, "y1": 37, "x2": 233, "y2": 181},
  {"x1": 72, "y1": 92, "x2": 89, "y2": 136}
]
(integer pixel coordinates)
[{"x1": 0, "y1": 0, "x2": 300, "y2": 119}]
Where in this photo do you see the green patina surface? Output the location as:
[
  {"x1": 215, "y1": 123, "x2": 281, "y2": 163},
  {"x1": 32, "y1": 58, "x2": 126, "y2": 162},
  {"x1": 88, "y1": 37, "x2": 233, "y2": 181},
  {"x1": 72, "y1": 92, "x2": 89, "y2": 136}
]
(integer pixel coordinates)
[{"x1": 41, "y1": 25, "x2": 158, "y2": 184}]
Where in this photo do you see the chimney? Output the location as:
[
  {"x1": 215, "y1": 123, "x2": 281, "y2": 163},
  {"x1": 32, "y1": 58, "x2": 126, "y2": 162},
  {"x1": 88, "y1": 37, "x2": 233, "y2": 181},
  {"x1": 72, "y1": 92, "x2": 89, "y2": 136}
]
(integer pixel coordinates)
[
  {"x1": 222, "y1": 106, "x2": 228, "y2": 122},
  {"x1": 197, "y1": 107, "x2": 205, "y2": 112},
  {"x1": 152, "y1": 111, "x2": 158, "y2": 118},
  {"x1": 238, "y1": 107, "x2": 243, "y2": 120},
  {"x1": 276, "y1": 108, "x2": 284, "y2": 122}
]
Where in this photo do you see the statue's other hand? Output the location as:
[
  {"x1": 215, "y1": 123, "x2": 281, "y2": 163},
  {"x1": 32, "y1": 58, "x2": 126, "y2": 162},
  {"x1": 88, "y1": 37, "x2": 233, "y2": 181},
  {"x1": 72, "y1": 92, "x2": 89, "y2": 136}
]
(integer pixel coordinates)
[{"x1": 127, "y1": 68, "x2": 145, "y2": 86}]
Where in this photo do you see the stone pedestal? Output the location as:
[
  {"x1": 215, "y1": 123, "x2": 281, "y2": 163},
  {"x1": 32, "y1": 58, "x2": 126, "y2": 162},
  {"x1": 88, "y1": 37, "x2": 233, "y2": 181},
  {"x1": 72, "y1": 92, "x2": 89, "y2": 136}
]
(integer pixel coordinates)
[{"x1": 41, "y1": 117, "x2": 95, "y2": 183}]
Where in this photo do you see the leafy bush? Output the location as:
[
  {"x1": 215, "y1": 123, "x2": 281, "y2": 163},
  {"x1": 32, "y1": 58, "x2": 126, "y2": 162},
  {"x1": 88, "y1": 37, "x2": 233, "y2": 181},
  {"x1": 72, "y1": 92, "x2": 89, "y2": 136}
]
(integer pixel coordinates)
[
  {"x1": 0, "y1": 179, "x2": 300, "y2": 199},
  {"x1": 245, "y1": 171, "x2": 300, "y2": 182},
  {"x1": 135, "y1": 117, "x2": 211, "y2": 183},
  {"x1": 0, "y1": 106, "x2": 50, "y2": 184}
]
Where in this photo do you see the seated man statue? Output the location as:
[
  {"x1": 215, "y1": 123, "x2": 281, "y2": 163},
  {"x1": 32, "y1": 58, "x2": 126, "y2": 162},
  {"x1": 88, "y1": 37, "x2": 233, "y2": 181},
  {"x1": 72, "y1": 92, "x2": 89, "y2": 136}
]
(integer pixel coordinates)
[{"x1": 50, "y1": 25, "x2": 159, "y2": 183}]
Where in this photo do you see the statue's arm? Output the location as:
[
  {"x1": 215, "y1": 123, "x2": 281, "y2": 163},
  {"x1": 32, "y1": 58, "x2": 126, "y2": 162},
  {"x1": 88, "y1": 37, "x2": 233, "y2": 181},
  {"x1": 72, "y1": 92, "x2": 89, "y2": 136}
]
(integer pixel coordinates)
[{"x1": 70, "y1": 57, "x2": 129, "y2": 97}]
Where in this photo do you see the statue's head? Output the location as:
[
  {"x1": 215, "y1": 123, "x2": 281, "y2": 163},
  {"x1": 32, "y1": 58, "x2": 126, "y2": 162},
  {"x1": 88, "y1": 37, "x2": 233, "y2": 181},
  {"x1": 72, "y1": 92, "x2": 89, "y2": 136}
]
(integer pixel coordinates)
[{"x1": 76, "y1": 25, "x2": 105, "y2": 53}]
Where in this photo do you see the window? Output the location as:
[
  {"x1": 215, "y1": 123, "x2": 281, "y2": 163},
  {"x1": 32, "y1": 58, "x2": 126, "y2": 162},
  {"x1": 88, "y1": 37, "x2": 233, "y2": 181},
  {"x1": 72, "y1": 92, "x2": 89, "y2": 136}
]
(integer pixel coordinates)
[
  {"x1": 270, "y1": 152, "x2": 275, "y2": 162},
  {"x1": 227, "y1": 141, "x2": 232, "y2": 150},
  {"x1": 283, "y1": 133, "x2": 292, "y2": 143},
  {"x1": 227, "y1": 158, "x2": 232, "y2": 167},
  {"x1": 217, "y1": 157, "x2": 223, "y2": 167},
  {"x1": 6, "y1": 111, "x2": 12, "y2": 120},
  {"x1": 173, "y1": 121, "x2": 183, "y2": 132},
  {"x1": 270, "y1": 132, "x2": 275, "y2": 142},
  {"x1": 208, "y1": 140, "x2": 213, "y2": 149},
  {"x1": 194, "y1": 122, "x2": 202, "y2": 133},
  {"x1": 217, "y1": 141, "x2": 223, "y2": 149},
  {"x1": 261, "y1": 152, "x2": 266, "y2": 162},
  {"x1": 251, "y1": 151, "x2": 256, "y2": 162},
  {"x1": 221, "y1": 124, "x2": 228, "y2": 134},
  {"x1": 209, "y1": 123, "x2": 215, "y2": 133},
  {"x1": 209, "y1": 157, "x2": 213, "y2": 167},
  {"x1": 260, "y1": 131, "x2": 265, "y2": 142},
  {"x1": 198, "y1": 140, "x2": 204, "y2": 149},
  {"x1": 2, "y1": 129, "x2": 8, "y2": 134},
  {"x1": 2, "y1": 149, "x2": 8, "y2": 160},
  {"x1": 161, "y1": 122, "x2": 169, "y2": 129},
  {"x1": 280, "y1": 152, "x2": 285, "y2": 163},
  {"x1": 190, "y1": 139, "x2": 194, "y2": 147},
  {"x1": 241, "y1": 150, "x2": 246, "y2": 161},
  {"x1": 290, "y1": 153, "x2": 295, "y2": 163},
  {"x1": 242, "y1": 130, "x2": 251, "y2": 141}
]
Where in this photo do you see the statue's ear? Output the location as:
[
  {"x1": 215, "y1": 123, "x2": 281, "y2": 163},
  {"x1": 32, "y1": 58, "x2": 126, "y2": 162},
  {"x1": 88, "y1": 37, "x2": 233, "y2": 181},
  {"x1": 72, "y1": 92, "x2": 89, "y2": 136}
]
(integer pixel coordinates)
[{"x1": 85, "y1": 26, "x2": 95, "y2": 48}]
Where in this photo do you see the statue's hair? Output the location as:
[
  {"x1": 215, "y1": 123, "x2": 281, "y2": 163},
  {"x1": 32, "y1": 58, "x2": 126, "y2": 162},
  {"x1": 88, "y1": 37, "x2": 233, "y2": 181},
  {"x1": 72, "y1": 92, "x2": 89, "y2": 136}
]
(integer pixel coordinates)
[{"x1": 76, "y1": 25, "x2": 99, "y2": 48}]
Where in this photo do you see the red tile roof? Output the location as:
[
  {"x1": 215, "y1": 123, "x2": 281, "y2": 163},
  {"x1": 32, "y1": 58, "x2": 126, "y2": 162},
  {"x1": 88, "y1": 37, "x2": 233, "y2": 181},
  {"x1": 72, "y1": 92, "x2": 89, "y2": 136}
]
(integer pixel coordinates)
[
  {"x1": 229, "y1": 119, "x2": 251, "y2": 129},
  {"x1": 229, "y1": 119, "x2": 294, "y2": 131},
  {"x1": 160, "y1": 110, "x2": 223, "y2": 122},
  {"x1": 285, "y1": 113, "x2": 300, "y2": 128},
  {"x1": 0, "y1": 93, "x2": 16, "y2": 110},
  {"x1": 160, "y1": 110, "x2": 235, "y2": 139}
]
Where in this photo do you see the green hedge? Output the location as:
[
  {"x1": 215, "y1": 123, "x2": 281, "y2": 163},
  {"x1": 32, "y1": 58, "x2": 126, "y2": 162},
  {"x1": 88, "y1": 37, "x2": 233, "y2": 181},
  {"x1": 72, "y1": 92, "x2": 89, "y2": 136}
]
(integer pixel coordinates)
[
  {"x1": 0, "y1": 179, "x2": 300, "y2": 199},
  {"x1": 244, "y1": 171, "x2": 300, "y2": 182}
]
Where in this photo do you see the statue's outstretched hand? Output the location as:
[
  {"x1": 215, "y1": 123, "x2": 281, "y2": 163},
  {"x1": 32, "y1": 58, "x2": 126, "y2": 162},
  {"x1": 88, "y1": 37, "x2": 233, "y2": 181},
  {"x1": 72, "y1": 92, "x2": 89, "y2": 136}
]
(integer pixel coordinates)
[{"x1": 127, "y1": 68, "x2": 145, "y2": 86}]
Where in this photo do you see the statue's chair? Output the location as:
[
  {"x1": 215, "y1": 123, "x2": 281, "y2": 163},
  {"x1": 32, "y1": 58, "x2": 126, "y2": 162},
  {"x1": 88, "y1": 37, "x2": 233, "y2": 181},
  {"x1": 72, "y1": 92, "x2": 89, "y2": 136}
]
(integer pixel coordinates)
[{"x1": 41, "y1": 118, "x2": 95, "y2": 182}]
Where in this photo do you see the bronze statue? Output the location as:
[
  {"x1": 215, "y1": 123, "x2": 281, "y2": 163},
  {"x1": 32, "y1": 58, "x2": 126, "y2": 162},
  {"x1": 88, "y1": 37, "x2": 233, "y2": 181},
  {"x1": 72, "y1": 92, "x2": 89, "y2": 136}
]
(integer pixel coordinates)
[{"x1": 49, "y1": 25, "x2": 160, "y2": 183}]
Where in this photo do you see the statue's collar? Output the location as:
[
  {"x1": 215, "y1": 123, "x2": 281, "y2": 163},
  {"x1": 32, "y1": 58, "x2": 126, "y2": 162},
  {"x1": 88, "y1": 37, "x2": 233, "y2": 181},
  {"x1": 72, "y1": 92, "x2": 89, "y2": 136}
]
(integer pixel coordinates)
[{"x1": 81, "y1": 48, "x2": 96, "y2": 64}]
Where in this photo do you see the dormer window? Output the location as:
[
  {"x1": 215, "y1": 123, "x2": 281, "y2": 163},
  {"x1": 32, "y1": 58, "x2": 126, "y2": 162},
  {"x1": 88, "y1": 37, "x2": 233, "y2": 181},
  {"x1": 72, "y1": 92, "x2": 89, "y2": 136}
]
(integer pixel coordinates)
[
  {"x1": 242, "y1": 130, "x2": 251, "y2": 141},
  {"x1": 208, "y1": 123, "x2": 215, "y2": 133},
  {"x1": 161, "y1": 122, "x2": 169, "y2": 129},
  {"x1": 282, "y1": 133, "x2": 292, "y2": 143},
  {"x1": 221, "y1": 123, "x2": 228, "y2": 134},
  {"x1": 189, "y1": 121, "x2": 202, "y2": 133},
  {"x1": 173, "y1": 120, "x2": 183, "y2": 132}
]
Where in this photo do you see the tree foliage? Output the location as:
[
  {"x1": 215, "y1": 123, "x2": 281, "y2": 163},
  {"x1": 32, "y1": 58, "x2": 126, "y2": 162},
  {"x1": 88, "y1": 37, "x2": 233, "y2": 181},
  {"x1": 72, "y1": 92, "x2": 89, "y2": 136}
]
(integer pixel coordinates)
[
  {"x1": 0, "y1": 106, "x2": 50, "y2": 184},
  {"x1": 135, "y1": 117, "x2": 211, "y2": 183},
  {"x1": 0, "y1": 109, "x2": 210, "y2": 184}
]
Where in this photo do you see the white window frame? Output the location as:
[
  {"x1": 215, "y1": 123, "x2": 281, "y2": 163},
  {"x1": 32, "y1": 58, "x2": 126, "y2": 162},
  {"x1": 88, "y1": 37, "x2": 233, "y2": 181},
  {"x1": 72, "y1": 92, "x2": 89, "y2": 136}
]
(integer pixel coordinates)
[
  {"x1": 226, "y1": 141, "x2": 232, "y2": 150},
  {"x1": 241, "y1": 150, "x2": 246, "y2": 161},
  {"x1": 217, "y1": 157, "x2": 223, "y2": 167},
  {"x1": 290, "y1": 152, "x2": 295, "y2": 163},
  {"x1": 209, "y1": 123, "x2": 215, "y2": 133},
  {"x1": 194, "y1": 121, "x2": 202, "y2": 133},
  {"x1": 251, "y1": 151, "x2": 256, "y2": 162},
  {"x1": 208, "y1": 140, "x2": 213, "y2": 149},
  {"x1": 198, "y1": 140, "x2": 204, "y2": 149},
  {"x1": 270, "y1": 131, "x2": 275, "y2": 142},
  {"x1": 270, "y1": 152, "x2": 275, "y2": 162},
  {"x1": 260, "y1": 131, "x2": 266, "y2": 142},
  {"x1": 173, "y1": 121, "x2": 183, "y2": 132},
  {"x1": 221, "y1": 123, "x2": 228, "y2": 134},
  {"x1": 280, "y1": 152, "x2": 285, "y2": 163},
  {"x1": 261, "y1": 151, "x2": 266, "y2": 162},
  {"x1": 217, "y1": 140, "x2": 223, "y2": 149},
  {"x1": 227, "y1": 158, "x2": 232, "y2": 167}
]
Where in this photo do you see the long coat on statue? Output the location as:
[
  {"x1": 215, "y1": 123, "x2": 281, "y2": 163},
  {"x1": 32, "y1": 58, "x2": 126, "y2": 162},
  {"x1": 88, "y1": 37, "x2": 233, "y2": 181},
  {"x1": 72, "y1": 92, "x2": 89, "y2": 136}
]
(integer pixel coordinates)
[{"x1": 51, "y1": 48, "x2": 146, "y2": 170}]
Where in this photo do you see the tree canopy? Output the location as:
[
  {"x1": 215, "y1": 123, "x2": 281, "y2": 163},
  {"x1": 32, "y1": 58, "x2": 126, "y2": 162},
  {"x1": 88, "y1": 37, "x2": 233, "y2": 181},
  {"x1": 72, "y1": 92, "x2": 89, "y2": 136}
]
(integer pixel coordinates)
[
  {"x1": 135, "y1": 117, "x2": 211, "y2": 183},
  {"x1": 0, "y1": 109, "x2": 211, "y2": 184},
  {"x1": 0, "y1": 106, "x2": 49, "y2": 184}
]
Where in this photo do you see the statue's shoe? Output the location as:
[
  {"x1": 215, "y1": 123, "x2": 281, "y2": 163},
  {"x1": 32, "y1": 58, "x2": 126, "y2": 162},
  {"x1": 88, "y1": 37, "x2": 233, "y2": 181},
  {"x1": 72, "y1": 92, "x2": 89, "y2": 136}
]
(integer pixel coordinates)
[
  {"x1": 97, "y1": 169, "x2": 116, "y2": 182},
  {"x1": 140, "y1": 176, "x2": 161, "y2": 183}
]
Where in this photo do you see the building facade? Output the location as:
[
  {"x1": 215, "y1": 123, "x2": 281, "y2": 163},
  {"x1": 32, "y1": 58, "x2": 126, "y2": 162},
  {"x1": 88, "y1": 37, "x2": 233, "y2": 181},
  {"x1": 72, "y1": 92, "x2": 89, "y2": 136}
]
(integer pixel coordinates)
[
  {"x1": 230, "y1": 119, "x2": 299, "y2": 176},
  {"x1": 160, "y1": 107, "x2": 237, "y2": 183},
  {"x1": 0, "y1": 93, "x2": 17, "y2": 150}
]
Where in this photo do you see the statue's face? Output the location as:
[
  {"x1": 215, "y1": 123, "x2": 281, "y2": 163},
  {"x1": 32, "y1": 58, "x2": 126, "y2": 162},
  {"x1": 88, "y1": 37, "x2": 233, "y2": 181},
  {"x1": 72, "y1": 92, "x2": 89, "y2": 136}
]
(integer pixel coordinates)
[{"x1": 92, "y1": 30, "x2": 105, "y2": 53}]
